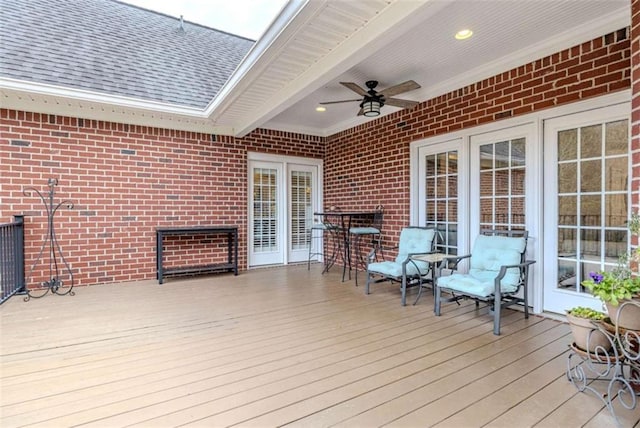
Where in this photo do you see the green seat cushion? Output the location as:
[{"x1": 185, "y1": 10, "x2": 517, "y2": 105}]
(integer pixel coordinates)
[
  {"x1": 368, "y1": 260, "x2": 428, "y2": 278},
  {"x1": 437, "y1": 234, "x2": 526, "y2": 297}
]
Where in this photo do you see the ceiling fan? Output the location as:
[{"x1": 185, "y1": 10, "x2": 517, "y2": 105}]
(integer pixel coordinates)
[{"x1": 320, "y1": 80, "x2": 421, "y2": 117}]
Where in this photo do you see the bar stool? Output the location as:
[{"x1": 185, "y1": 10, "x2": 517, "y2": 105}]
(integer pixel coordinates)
[
  {"x1": 308, "y1": 216, "x2": 340, "y2": 273},
  {"x1": 349, "y1": 206, "x2": 384, "y2": 286}
]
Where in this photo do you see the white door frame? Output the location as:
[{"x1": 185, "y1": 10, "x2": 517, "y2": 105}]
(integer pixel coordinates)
[{"x1": 247, "y1": 152, "x2": 323, "y2": 268}]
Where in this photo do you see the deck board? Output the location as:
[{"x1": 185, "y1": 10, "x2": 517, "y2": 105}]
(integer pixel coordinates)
[{"x1": 1, "y1": 265, "x2": 635, "y2": 427}]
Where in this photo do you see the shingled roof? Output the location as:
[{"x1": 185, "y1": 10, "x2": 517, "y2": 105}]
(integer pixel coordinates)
[{"x1": 0, "y1": 0, "x2": 255, "y2": 108}]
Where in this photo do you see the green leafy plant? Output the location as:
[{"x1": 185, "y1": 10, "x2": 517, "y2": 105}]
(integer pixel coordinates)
[
  {"x1": 581, "y1": 212, "x2": 640, "y2": 306},
  {"x1": 566, "y1": 306, "x2": 605, "y2": 320}
]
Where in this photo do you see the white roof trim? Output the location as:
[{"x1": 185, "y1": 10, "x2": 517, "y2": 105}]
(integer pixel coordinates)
[{"x1": 0, "y1": 77, "x2": 207, "y2": 116}]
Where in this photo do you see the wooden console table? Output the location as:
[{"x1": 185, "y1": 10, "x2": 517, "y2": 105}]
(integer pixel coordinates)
[{"x1": 156, "y1": 226, "x2": 238, "y2": 284}]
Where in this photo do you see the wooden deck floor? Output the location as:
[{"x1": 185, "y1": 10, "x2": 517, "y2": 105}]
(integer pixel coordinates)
[{"x1": 2, "y1": 265, "x2": 639, "y2": 427}]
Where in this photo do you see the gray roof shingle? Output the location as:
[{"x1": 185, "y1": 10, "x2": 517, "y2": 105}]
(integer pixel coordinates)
[{"x1": 0, "y1": 0, "x2": 255, "y2": 108}]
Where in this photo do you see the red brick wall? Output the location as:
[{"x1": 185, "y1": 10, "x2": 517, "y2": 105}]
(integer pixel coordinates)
[
  {"x1": 326, "y1": 28, "x2": 632, "y2": 245},
  {"x1": 0, "y1": 26, "x2": 634, "y2": 288},
  {"x1": 0, "y1": 112, "x2": 323, "y2": 287}
]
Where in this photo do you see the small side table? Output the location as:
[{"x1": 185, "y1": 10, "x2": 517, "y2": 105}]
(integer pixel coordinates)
[{"x1": 410, "y1": 253, "x2": 450, "y2": 307}]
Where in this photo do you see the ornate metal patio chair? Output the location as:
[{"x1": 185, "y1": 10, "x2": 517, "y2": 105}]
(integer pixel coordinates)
[
  {"x1": 349, "y1": 205, "x2": 384, "y2": 286},
  {"x1": 365, "y1": 226, "x2": 436, "y2": 305},
  {"x1": 307, "y1": 213, "x2": 341, "y2": 273},
  {"x1": 434, "y1": 229, "x2": 535, "y2": 335}
]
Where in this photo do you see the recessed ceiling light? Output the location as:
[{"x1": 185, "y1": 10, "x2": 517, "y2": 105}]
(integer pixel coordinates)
[
  {"x1": 455, "y1": 29, "x2": 473, "y2": 40},
  {"x1": 315, "y1": 106, "x2": 326, "y2": 112}
]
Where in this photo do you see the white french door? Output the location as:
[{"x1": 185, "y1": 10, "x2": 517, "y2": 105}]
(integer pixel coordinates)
[
  {"x1": 248, "y1": 154, "x2": 322, "y2": 267},
  {"x1": 416, "y1": 138, "x2": 465, "y2": 255},
  {"x1": 288, "y1": 164, "x2": 318, "y2": 264},
  {"x1": 469, "y1": 123, "x2": 538, "y2": 306},
  {"x1": 249, "y1": 161, "x2": 284, "y2": 266},
  {"x1": 543, "y1": 103, "x2": 630, "y2": 314}
]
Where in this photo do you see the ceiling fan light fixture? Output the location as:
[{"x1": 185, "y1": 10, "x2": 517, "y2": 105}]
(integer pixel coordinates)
[
  {"x1": 315, "y1": 106, "x2": 326, "y2": 112},
  {"x1": 361, "y1": 96, "x2": 382, "y2": 117}
]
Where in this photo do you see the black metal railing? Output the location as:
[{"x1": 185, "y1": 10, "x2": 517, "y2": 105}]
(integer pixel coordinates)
[{"x1": 0, "y1": 215, "x2": 25, "y2": 304}]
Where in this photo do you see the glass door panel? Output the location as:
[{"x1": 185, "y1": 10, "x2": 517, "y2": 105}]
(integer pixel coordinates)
[
  {"x1": 470, "y1": 124, "x2": 536, "y2": 307},
  {"x1": 249, "y1": 161, "x2": 283, "y2": 266},
  {"x1": 288, "y1": 164, "x2": 318, "y2": 263},
  {"x1": 543, "y1": 104, "x2": 630, "y2": 313},
  {"x1": 418, "y1": 139, "x2": 462, "y2": 255}
]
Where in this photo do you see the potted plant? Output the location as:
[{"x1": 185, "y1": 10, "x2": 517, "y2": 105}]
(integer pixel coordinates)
[
  {"x1": 581, "y1": 212, "x2": 640, "y2": 331},
  {"x1": 566, "y1": 306, "x2": 611, "y2": 352}
]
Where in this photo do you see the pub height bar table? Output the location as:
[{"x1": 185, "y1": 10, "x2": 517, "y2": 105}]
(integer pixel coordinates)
[{"x1": 313, "y1": 210, "x2": 379, "y2": 283}]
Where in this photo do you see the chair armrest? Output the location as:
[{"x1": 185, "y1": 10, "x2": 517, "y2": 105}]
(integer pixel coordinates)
[
  {"x1": 439, "y1": 254, "x2": 471, "y2": 274},
  {"x1": 495, "y1": 259, "x2": 536, "y2": 279},
  {"x1": 368, "y1": 244, "x2": 398, "y2": 262}
]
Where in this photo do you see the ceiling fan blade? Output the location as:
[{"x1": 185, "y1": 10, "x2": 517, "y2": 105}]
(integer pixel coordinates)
[
  {"x1": 357, "y1": 107, "x2": 364, "y2": 116},
  {"x1": 379, "y1": 80, "x2": 421, "y2": 97},
  {"x1": 319, "y1": 99, "x2": 362, "y2": 105},
  {"x1": 385, "y1": 97, "x2": 419, "y2": 108},
  {"x1": 340, "y1": 82, "x2": 367, "y2": 96}
]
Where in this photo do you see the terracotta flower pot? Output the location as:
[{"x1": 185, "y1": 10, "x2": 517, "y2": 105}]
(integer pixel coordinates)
[
  {"x1": 605, "y1": 300, "x2": 640, "y2": 331},
  {"x1": 566, "y1": 312, "x2": 612, "y2": 353}
]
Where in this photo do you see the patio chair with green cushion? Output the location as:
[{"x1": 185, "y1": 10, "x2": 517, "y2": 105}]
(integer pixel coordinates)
[
  {"x1": 434, "y1": 229, "x2": 535, "y2": 335},
  {"x1": 365, "y1": 226, "x2": 436, "y2": 306}
]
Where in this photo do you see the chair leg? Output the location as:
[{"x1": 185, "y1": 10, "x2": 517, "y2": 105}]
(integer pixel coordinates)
[
  {"x1": 365, "y1": 270, "x2": 371, "y2": 295},
  {"x1": 493, "y1": 291, "x2": 501, "y2": 335}
]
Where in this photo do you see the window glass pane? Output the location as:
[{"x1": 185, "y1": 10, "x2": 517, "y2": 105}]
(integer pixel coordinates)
[
  {"x1": 426, "y1": 177, "x2": 435, "y2": 198},
  {"x1": 436, "y1": 176, "x2": 447, "y2": 197},
  {"x1": 495, "y1": 141, "x2": 509, "y2": 168},
  {"x1": 511, "y1": 197, "x2": 525, "y2": 225},
  {"x1": 558, "y1": 196, "x2": 577, "y2": 226},
  {"x1": 437, "y1": 153, "x2": 447, "y2": 174},
  {"x1": 495, "y1": 170, "x2": 509, "y2": 196},
  {"x1": 494, "y1": 198, "x2": 509, "y2": 225},
  {"x1": 581, "y1": 195, "x2": 601, "y2": 227},
  {"x1": 605, "y1": 157, "x2": 627, "y2": 191},
  {"x1": 581, "y1": 229, "x2": 601, "y2": 259},
  {"x1": 558, "y1": 228, "x2": 577, "y2": 255},
  {"x1": 480, "y1": 198, "x2": 493, "y2": 225},
  {"x1": 605, "y1": 229, "x2": 627, "y2": 260},
  {"x1": 435, "y1": 200, "x2": 447, "y2": 222},
  {"x1": 426, "y1": 201, "x2": 435, "y2": 222},
  {"x1": 511, "y1": 168, "x2": 525, "y2": 196},
  {"x1": 511, "y1": 138, "x2": 526, "y2": 167},
  {"x1": 447, "y1": 151, "x2": 458, "y2": 173},
  {"x1": 558, "y1": 162, "x2": 577, "y2": 193},
  {"x1": 480, "y1": 144, "x2": 493, "y2": 170},
  {"x1": 558, "y1": 129, "x2": 577, "y2": 161},
  {"x1": 605, "y1": 119, "x2": 628, "y2": 156},
  {"x1": 480, "y1": 171, "x2": 493, "y2": 196},
  {"x1": 558, "y1": 259, "x2": 577, "y2": 291},
  {"x1": 448, "y1": 175, "x2": 458, "y2": 197},
  {"x1": 426, "y1": 155, "x2": 435, "y2": 177},
  {"x1": 447, "y1": 199, "x2": 458, "y2": 221},
  {"x1": 580, "y1": 159, "x2": 601, "y2": 192},
  {"x1": 604, "y1": 193, "x2": 627, "y2": 227},
  {"x1": 580, "y1": 124, "x2": 602, "y2": 158}
]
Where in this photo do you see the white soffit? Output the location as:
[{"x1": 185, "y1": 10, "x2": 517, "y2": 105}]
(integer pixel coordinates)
[{"x1": 211, "y1": 0, "x2": 449, "y2": 137}]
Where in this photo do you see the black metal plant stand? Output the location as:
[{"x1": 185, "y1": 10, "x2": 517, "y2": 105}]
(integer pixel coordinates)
[{"x1": 23, "y1": 178, "x2": 75, "y2": 301}]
